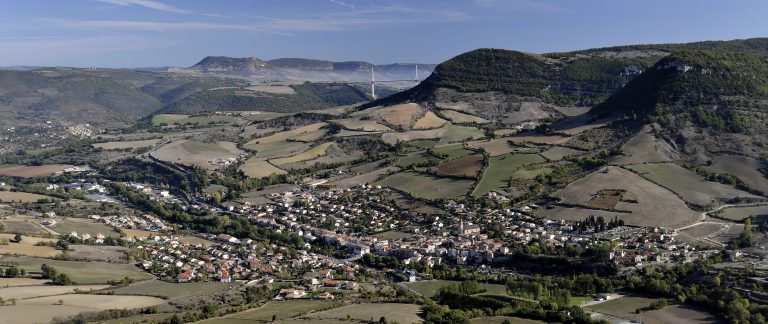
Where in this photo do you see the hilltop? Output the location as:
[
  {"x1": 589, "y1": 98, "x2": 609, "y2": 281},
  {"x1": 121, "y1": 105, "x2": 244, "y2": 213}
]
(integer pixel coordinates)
[{"x1": 185, "y1": 56, "x2": 436, "y2": 82}]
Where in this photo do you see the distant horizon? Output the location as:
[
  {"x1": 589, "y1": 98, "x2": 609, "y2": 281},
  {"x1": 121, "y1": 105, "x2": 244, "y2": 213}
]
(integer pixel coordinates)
[
  {"x1": 1, "y1": 35, "x2": 766, "y2": 70},
  {"x1": 3, "y1": 0, "x2": 768, "y2": 68}
]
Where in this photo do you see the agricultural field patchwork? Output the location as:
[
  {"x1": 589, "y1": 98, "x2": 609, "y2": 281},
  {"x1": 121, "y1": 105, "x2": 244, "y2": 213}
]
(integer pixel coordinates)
[
  {"x1": 613, "y1": 126, "x2": 679, "y2": 165},
  {"x1": 382, "y1": 124, "x2": 484, "y2": 145},
  {"x1": 93, "y1": 139, "x2": 161, "y2": 150},
  {"x1": 546, "y1": 166, "x2": 700, "y2": 228},
  {"x1": 585, "y1": 295, "x2": 664, "y2": 322},
  {"x1": 199, "y1": 300, "x2": 342, "y2": 323},
  {"x1": 438, "y1": 109, "x2": 490, "y2": 124},
  {"x1": 627, "y1": 163, "x2": 762, "y2": 207},
  {"x1": 330, "y1": 118, "x2": 392, "y2": 132},
  {"x1": 717, "y1": 205, "x2": 768, "y2": 221},
  {"x1": 434, "y1": 154, "x2": 484, "y2": 178},
  {"x1": 270, "y1": 142, "x2": 334, "y2": 166}
]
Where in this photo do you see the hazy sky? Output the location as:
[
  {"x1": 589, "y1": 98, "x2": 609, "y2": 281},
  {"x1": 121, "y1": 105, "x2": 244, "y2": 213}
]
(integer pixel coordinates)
[{"x1": 1, "y1": 0, "x2": 766, "y2": 67}]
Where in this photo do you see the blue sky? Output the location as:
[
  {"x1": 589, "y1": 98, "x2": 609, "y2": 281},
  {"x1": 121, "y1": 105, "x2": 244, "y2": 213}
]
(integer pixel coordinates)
[{"x1": 1, "y1": 0, "x2": 766, "y2": 67}]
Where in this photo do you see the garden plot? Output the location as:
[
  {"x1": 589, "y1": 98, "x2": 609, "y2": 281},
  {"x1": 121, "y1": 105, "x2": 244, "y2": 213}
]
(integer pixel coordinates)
[
  {"x1": 627, "y1": 163, "x2": 761, "y2": 207},
  {"x1": 546, "y1": 166, "x2": 700, "y2": 228}
]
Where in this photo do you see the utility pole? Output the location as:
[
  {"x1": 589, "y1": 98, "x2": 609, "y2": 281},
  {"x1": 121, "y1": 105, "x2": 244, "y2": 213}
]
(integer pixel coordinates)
[{"x1": 415, "y1": 64, "x2": 419, "y2": 83}]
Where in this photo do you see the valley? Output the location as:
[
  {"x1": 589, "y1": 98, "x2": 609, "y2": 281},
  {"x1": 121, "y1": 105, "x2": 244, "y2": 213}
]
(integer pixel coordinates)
[{"x1": 2, "y1": 36, "x2": 768, "y2": 324}]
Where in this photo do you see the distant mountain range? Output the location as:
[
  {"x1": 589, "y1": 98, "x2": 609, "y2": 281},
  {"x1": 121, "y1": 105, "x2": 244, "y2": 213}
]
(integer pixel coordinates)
[{"x1": 178, "y1": 56, "x2": 436, "y2": 82}]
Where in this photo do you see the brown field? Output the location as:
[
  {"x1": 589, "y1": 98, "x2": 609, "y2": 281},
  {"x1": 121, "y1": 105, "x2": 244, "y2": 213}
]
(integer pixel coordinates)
[
  {"x1": 413, "y1": 111, "x2": 449, "y2": 129},
  {"x1": 240, "y1": 158, "x2": 287, "y2": 178},
  {"x1": 382, "y1": 125, "x2": 484, "y2": 145},
  {"x1": 0, "y1": 191, "x2": 54, "y2": 202},
  {"x1": 613, "y1": 126, "x2": 679, "y2": 165},
  {"x1": 291, "y1": 128, "x2": 329, "y2": 142},
  {"x1": 0, "y1": 216, "x2": 49, "y2": 235},
  {"x1": 467, "y1": 138, "x2": 520, "y2": 156},
  {"x1": 240, "y1": 125, "x2": 279, "y2": 139},
  {"x1": 0, "y1": 277, "x2": 50, "y2": 287},
  {"x1": 93, "y1": 139, "x2": 161, "y2": 150},
  {"x1": 704, "y1": 154, "x2": 768, "y2": 194},
  {"x1": 331, "y1": 119, "x2": 393, "y2": 132},
  {"x1": 546, "y1": 166, "x2": 700, "y2": 228},
  {"x1": 438, "y1": 109, "x2": 490, "y2": 124},
  {"x1": 352, "y1": 103, "x2": 423, "y2": 130},
  {"x1": 434, "y1": 154, "x2": 484, "y2": 178},
  {"x1": 301, "y1": 303, "x2": 422, "y2": 324},
  {"x1": 244, "y1": 122, "x2": 328, "y2": 146},
  {"x1": 507, "y1": 134, "x2": 572, "y2": 145},
  {"x1": 0, "y1": 304, "x2": 101, "y2": 324},
  {"x1": 550, "y1": 113, "x2": 610, "y2": 135},
  {"x1": 151, "y1": 140, "x2": 243, "y2": 170},
  {"x1": 627, "y1": 163, "x2": 761, "y2": 207},
  {"x1": 540, "y1": 147, "x2": 585, "y2": 161},
  {"x1": 15, "y1": 294, "x2": 165, "y2": 319},
  {"x1": 641, "y1": 305, "x2": 720, "y2": 324},
  {"x1": 0, "y1": 164, "x2": 75, "y2": 178},
  {"x1": 0, "y1": 233, "x2": 59, "y2": 257},
  {"x1": 586, "y1": 189, "x2": 626, "y2": 210},
  {"x1": 0, "y1": 284, "x2": 109, "y2": 300}
]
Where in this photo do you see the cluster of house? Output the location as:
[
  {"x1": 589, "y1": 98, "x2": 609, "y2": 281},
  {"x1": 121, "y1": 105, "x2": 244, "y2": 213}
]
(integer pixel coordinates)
[
  {"x1": 131, "y1": 232, "x2": 354, "y2": 289},
  {"x1": 124, "y1": 182, "x2": 180, "y2": 204},
  {"x1": 92, "y1": 213, "x2": 170, "y2": 232}
]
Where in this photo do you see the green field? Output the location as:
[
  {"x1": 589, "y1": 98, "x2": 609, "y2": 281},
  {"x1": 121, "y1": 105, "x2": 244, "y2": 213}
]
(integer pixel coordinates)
[
  {"x1": 50, "y1": 218, "x2": 121, "y2": 238},
  {"x1": 473, "y1": 153, "x2": 545, "y2": 196},
  {"x1": 101, "y1": 313, "x2": 176, "y2": 324},
  {"x1": 376, "y1": 171, "x2": 475, "y2": 200},
  {"x1": 585, "y1": 296, "x2": 663, "y2": 321},
  {"x1": 405, "y1": 280, "x2": 507, "y2": 298},
  {"x1": 627, "y1": 163, "x2": 760, "y2": 207},
  {"x1": 152, "y1": 114, "x2": 188, "y2": 126},
  {"x1": 372, "y1": 230, "x2": 414, "y2": 240},
  {"x1": 718, "y1": 205, "x2": 768, "y2": 220},
  {"x1": 5, "y1": 256, "x2": 155, "y2": 284},
  {"x1": 396, "y1": 152, "x2": 441, "y2": 168},
  {"x1": 107, "y1": 280, "x2": 238, "y2": 299},
  {"x1": 199, "y1": 300, "x2": 342, "y2": 323},
  {"x1": 431, "y1": 143, "x2": 475, "y2": 160}
]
